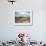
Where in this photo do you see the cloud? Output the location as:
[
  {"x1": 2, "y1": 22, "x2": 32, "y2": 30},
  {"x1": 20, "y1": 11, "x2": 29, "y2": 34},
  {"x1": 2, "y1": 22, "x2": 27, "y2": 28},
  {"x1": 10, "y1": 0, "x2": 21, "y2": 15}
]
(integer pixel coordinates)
[{"x1": 15, "y1": 11, "x2": 30, "y2": 17}]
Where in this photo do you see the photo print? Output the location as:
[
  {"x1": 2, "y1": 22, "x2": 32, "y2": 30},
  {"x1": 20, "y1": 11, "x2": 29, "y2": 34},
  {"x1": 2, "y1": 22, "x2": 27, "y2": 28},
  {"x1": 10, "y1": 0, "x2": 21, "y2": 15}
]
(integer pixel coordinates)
[{"x1": 14, "y1": 10, "x2": 33, "y2": 25}]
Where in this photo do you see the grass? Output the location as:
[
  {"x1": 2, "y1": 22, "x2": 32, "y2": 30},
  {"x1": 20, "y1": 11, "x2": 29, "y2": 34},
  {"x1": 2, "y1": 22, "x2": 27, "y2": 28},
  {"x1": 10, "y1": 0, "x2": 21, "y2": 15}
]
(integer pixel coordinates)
[{"x1": 15, "y1": 16, "x2": 30, "y2": 23}]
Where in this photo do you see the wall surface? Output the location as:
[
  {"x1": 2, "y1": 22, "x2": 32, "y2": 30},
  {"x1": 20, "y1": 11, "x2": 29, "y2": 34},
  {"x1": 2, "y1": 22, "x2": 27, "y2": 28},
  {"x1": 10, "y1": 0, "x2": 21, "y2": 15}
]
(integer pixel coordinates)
[{"x1": 0, "y1": 0, "x2": 46, "y2": 42}]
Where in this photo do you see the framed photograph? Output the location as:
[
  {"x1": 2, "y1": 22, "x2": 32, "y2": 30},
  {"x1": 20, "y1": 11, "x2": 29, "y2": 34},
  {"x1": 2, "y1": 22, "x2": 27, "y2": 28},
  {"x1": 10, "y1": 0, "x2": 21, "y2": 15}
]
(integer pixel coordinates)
[{"x1": 14, "y1": 10, "x2": 33, "y2": 26}]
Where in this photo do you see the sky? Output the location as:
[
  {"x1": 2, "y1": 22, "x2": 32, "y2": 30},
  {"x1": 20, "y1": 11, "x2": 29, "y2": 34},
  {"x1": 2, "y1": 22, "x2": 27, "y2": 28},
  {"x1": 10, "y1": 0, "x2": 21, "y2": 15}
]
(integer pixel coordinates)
[{"x1": 15, "y1": 11, "x2": 31, "y2": 17}]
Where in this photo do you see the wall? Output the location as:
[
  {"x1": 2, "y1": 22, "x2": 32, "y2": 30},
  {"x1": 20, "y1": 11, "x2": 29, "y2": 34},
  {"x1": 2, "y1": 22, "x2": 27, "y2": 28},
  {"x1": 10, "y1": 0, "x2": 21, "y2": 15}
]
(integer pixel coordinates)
[{"x1": 0, "y1": 0, "x2": 46, "y2": 42}]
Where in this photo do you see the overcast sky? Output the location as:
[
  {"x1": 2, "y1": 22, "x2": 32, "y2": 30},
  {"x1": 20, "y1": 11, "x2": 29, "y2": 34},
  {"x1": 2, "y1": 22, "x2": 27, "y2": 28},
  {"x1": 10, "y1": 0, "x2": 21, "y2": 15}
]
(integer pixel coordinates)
[{"x1": 15, "y1": 11, "x2": 31, "y2": 17}]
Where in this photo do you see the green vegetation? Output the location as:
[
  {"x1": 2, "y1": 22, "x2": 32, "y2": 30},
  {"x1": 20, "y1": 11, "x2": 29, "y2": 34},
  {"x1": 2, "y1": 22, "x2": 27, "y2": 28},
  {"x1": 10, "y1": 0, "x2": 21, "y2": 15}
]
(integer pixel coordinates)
[{"x1": 15, "y1": 16, "x2": 30, "y2": 23}]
